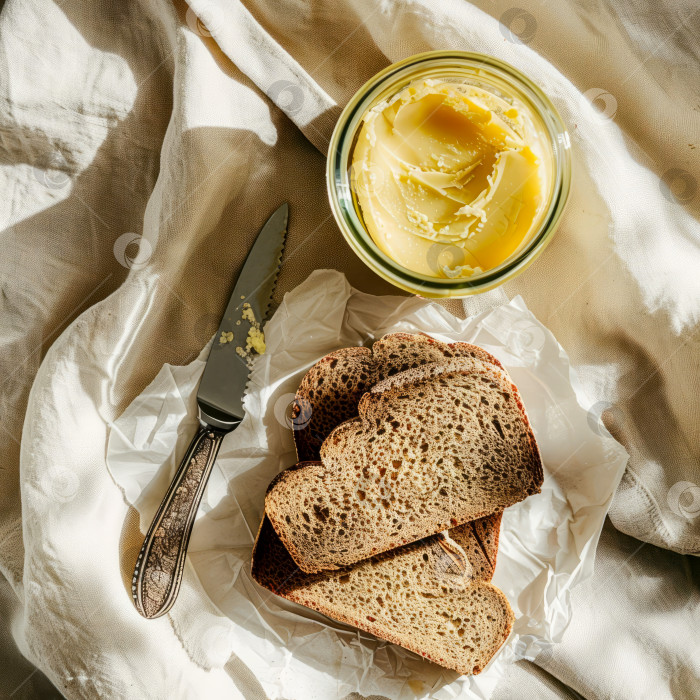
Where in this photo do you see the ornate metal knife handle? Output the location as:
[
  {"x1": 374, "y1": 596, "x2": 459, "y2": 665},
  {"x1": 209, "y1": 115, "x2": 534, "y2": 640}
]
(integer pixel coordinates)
[{"x1": 132, "y1": 424, "x2": 227, "y2": 618}]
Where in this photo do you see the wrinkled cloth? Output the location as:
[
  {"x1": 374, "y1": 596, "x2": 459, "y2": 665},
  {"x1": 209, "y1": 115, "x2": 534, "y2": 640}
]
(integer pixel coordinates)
[{"x1": 0, "y1": 0, "x2": 698, "y2": 699}]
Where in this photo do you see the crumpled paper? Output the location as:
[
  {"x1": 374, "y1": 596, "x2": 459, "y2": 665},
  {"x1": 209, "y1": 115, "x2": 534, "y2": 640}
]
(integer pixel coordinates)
[{"x1": 106, "y1": 269, "x2": 628, "y2": 700}]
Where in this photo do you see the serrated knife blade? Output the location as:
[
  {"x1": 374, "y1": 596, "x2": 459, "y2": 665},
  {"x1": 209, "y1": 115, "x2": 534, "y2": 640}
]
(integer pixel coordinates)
[
  {"x1": 131, "y1": 202, "x2": 288, "y2": 619},
  {"x1": 198, "y1": 202, "x2": 287, "y2": 427}
]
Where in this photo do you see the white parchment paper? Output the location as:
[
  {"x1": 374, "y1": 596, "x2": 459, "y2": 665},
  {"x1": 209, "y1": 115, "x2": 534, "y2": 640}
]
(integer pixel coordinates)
[{"x1": 107, "y1": 269, "x2": 629, "y2": 700}]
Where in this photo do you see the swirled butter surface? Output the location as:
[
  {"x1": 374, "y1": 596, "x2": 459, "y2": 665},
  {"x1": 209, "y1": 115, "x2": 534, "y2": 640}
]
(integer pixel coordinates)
[{"x1": 351, "y1": 79, "x2": 548, "y2": 278}]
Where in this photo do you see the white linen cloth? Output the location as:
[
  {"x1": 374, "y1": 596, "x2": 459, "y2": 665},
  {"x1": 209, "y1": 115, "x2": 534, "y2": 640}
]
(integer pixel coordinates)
[{"x1": 0, "y1": 0, "x2": 698, "y2": 698}]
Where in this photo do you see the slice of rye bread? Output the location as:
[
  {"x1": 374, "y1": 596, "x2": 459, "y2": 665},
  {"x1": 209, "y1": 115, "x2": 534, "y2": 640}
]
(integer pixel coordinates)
[
  {"x1": 251, "y1": 513, "x2": 514, "y2": 676},
  {"x1": 291, "y1": 333, "x2": 504, "y2": 574},
  {"x1": 266, "y1": 360, "x2": 542, "y2": 573},
  {"x1": 293, "y1": 332, "x2": 507, "y2": 463}
]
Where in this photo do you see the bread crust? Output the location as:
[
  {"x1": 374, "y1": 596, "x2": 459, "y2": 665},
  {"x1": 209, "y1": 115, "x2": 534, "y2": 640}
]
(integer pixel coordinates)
[
  {"x1": 252, "y1": 335, "x2": 537, "y2": 675},
  {"x1": 290, "y1": 333, "x2": 510, "y2": 567},
  {"x1": 293, "y1": 333, "x2": 507, "y2": 463},
  {"x1": 252, "y1": 514, "x2": 514, "y2": 676},
  {"x1": 267, "y1": 358, "x2": 542, "y2": 573}
]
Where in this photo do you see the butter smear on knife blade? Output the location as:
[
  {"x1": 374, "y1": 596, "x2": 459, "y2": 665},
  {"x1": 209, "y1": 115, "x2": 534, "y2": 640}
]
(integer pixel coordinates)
[{"x1": 219, "y1": 301, "x2": 266, "y2": 359}]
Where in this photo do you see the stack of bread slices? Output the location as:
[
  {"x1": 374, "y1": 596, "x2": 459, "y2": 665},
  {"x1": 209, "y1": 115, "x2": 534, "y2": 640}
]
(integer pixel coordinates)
[{"x1": 252, "y1": 333, "x2": 543, "y2": 676}]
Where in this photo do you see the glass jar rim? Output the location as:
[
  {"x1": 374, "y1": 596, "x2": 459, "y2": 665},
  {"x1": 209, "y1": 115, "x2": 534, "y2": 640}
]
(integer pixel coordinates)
[{"x1": 326, "y1": 50, "x2": 572, "y2": 297}]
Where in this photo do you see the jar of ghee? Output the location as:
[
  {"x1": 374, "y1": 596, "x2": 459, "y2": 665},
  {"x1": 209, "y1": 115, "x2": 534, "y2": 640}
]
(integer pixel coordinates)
[{"x1": 327, "y1": 51, "x2": 571, "y2": 297}]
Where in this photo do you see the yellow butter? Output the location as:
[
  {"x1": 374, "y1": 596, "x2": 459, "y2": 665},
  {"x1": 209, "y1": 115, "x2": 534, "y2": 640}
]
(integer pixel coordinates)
[
  {"x1": 245, "y1": 326, "x2": 266, "y2": 355},
  {"x1": 351, "y1": 79, "x2": 547, "y2": 278}
]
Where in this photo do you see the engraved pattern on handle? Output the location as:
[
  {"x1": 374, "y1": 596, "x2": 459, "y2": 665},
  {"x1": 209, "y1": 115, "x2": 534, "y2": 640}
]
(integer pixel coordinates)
[{"x1": 132, "y1": 424, "x2": 226, "y2": 618}]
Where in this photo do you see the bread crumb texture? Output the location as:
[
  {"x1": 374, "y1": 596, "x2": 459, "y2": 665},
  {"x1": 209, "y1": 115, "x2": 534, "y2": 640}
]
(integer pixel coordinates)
[
  {"x1": 252, "y1": 515, "x2": 514, "y2": 676},
  {"x1": 267, "y1": 357, "x2": 542, "y2": 573},
  {"x1": 252, "y1": 333, "x2": 540, "y2": 676}
]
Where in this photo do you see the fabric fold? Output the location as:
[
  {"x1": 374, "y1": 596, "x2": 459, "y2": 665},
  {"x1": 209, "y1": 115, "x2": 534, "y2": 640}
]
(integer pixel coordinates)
[{"x1": 0, "y1": 0, "x2": 698, "y2": 697}]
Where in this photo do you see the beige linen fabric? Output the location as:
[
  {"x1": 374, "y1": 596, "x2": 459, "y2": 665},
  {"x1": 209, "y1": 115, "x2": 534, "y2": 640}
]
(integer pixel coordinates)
[{"x1": 0, "y1": 0, "x2": 698, "y2": 698}]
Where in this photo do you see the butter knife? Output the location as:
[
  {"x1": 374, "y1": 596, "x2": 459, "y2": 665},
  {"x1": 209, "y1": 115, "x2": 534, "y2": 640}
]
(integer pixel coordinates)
[{"x1": 132, "y1": 203, "x2": 288, "y2": 619}]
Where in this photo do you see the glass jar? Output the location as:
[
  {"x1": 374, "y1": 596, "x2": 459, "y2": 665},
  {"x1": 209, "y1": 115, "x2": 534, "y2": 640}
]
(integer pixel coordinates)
[{"x1": 326, "y1": 51, "x2": 572, "y2": 298}]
